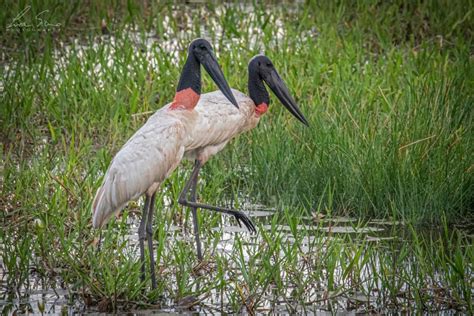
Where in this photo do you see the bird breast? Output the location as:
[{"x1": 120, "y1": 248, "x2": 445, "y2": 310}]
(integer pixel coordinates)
[{"x1": 184, "y1": 89, "x2": 260, "y2": 163}]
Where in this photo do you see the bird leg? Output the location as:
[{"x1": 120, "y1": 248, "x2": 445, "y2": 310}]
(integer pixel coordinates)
[
  {"x1": 138, "y1": 194, "x2": 151, "y2": 284},
  {"x1": 146, "y1": 192, "x2": 157, "y2": 290},
  {"x1": 177, "y1": 160, "x2": 203, "y2": 260},
  {"x1": 190, "y1": 161, "x2": 203, "y2": 261},
  {"x1": 179, "y1": 160, "x2": 257, "y2": 235}
]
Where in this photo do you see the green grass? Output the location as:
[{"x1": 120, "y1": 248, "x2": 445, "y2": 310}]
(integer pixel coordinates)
[{"x1": 1, "y1": 0, "x2": 473, "y2": 314}]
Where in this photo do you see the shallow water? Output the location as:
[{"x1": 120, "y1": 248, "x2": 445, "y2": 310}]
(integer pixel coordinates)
[{"x1": 2, "y1": 203, "x2": 471, "y2": 315}]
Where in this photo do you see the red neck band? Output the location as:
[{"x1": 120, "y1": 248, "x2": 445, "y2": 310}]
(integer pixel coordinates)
[
  {"x1": 170, "y1": 88, "x2": 200, "y2": 110},
  {"x1": 255, "y1": 103, "x2": 268, "y2": 116}
]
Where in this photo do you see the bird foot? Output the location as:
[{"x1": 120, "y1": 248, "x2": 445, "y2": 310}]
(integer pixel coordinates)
[{"x1": 229, "y1": 210, "x2": 257, "y2": 233}]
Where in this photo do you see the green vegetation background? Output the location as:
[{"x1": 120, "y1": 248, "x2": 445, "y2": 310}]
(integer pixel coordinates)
[{"x1": 1, "y1": 0, "x2": 473, "y2": 313}]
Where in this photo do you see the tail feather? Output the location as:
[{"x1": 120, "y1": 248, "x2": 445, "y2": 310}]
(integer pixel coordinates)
[
  {"x1": 92, "y1": 173, "x2": 122, "y2": 228},
  {"x1": 92, "y1": 181, "x2": 108, "y2": 228}
]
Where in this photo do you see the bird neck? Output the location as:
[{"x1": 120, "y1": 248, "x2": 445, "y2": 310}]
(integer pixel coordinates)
[
  {"x1": 171, "y1": 54, "x2": 201, "y2": 110},
  {"x1": 248, "y1": 69, "x2": 269, "y2": 116}
]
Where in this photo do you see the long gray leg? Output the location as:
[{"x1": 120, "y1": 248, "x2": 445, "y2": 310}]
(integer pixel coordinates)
[
  {"x1": 146, "y1": 192, "x2": 157, "y2": 290},
  {"x1": 178, "y1": 160, "x2": 256, "y2": 234},
  {"x1": 138, "y1": 194, "x2": 151, "y2": 283},
  {"x1": 189, "y1": 160, "x2": 203, "y2": 261}
]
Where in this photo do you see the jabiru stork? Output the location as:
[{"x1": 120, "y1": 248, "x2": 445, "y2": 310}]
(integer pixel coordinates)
[
  {"x1": 91, "y1": 39, "x2": 255, "y2": 289},
  {"x1": 178, "y1": 55, "x2": 308, "y2": 260}
]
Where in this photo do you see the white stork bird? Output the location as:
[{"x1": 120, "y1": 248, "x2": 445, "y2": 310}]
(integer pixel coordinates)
[
  {"x1": 91, "y1": 39, "x2": 256, "y2": 289},
  {"x1": 177, "y1": 55, "x2": 308, "y2": 260}
]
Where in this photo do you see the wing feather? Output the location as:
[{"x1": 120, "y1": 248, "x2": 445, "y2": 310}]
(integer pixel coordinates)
[{"x1": 92, "y1": 108, "x2": 190, "y2": 228}]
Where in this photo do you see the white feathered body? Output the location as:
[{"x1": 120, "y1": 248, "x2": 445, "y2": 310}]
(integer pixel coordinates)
[
  {"x1": 92, "y1": 89, "x2": 259, "y2": 228},
  {"x1": 92, "y1": 105, "x2": 197, "y2": 228},
  {"x1": 185, "y1": 89, "x2": 260, "y2": 163}
]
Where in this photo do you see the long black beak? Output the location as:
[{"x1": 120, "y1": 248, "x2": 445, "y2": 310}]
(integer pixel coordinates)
[
  {"x1": 264, "y1": 70, "x2": 309, "y2": 126},
  {"x1": 201, "y1": 52, "x2": 239, "y2": 108}
]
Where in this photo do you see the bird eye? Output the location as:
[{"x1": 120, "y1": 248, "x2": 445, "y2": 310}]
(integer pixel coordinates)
[
  {"x1": 267, "y1": 62, "x2": 272, "y2": 67},
  {"x1": 199, "y1": 45, "x2": 206, "y2": 50}
]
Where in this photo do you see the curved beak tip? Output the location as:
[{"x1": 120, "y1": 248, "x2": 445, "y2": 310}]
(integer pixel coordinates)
[
  {"x1": 266, "y1": 71, "x2": 309, "y2": 127},
  {"x1": 231, "y1": 99, "x2": 239, "y2": 108},
  {"x1": 202, "y1": 52, "x2": 238, "y2": 109}
]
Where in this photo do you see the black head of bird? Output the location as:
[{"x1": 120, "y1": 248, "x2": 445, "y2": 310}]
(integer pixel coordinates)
[
  {"x1": 175, "y1": 38, "x2": 238, "y2": 109},
  {"x1": 248, "y1": 55, "x2": 309, "y2": 126}
]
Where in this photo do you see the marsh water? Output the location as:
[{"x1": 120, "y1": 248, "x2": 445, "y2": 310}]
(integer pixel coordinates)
[{"x1": 2, "y1": 204, "x2": 472, "y2": 314}]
